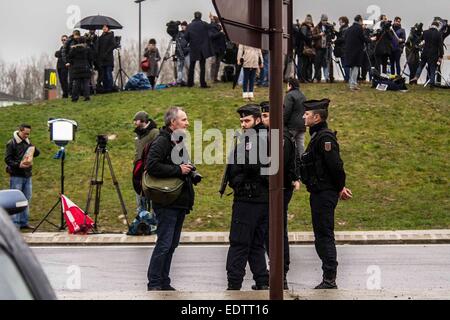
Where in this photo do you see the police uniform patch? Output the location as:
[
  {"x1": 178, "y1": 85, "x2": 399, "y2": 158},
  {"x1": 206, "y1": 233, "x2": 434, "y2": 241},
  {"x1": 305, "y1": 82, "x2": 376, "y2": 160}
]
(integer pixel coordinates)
[{"x1": 324, "y1": 141, "x2": 332, "y2": 152}]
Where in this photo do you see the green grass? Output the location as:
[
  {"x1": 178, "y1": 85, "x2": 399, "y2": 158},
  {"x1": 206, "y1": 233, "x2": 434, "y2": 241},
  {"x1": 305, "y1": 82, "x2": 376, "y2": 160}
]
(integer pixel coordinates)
[{"x1": 1, "y1": 83, "x2": 449, "y2": 232}]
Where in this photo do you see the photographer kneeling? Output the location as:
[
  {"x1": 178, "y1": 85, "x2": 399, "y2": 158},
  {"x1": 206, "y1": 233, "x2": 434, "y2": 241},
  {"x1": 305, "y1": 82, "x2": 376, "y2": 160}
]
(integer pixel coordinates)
[{"x1": 145, "y1": 107, "x2": 197, "y2": 291}]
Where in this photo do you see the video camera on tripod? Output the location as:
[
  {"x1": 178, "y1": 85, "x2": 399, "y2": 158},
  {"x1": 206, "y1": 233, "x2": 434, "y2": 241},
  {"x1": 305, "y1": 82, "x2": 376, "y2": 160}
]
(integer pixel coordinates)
[
  {"x1": 433, "y1": 17, "x2": 449, "y2": 39},
  {"x1": 114, "y1": 36, "x2": 122, "y2": 49},
  {"x1": 409, "y1": 23, "x2": 424, "y2": 51},
  {"x1": 96, "y1": 134, "x2": 109, "y2": 151},
  {"x1": 85, "y1": 134, "x2": 130, "y2": 230},
  {"x1": 166, "y1": 20, "x2": 181, "y2": 40}
]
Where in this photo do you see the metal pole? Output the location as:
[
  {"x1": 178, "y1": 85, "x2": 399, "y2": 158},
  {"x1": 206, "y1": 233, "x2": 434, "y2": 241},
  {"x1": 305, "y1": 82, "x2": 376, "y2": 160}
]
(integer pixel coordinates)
[
  {"x1": 138, "y1": 2, "x2": 142, "y2": 72},
  {"x1": 269, "y1": 0, "x2": 284, "y2": 300},
  {"x1": 60, "y1": 147, "x2": 65, "y2": 230},
  {"x1": 135, "y1": 0, "x2": 146, "y2": 73}
]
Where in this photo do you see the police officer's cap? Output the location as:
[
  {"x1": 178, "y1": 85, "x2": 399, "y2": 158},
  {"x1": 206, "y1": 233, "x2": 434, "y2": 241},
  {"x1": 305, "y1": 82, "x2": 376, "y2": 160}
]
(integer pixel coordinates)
[
  {"x1": 260, "y1": 101, "x2": 270, "y2": 113},
  {"x1": 304, "y1": 99, "x2": 331, "y2": 111},
  {"x1": 134, "y1": 111, "x2": 149, "y2": 122},
  {"x1": 237, "y1": 104, "x2": 261, "y2": 118}
]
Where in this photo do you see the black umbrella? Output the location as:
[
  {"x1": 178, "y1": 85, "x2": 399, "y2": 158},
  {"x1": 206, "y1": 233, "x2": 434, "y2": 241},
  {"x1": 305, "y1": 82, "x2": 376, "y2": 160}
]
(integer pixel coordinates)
[{"x1": 75, "y1": 15, "x2": 123, "y2": 30}]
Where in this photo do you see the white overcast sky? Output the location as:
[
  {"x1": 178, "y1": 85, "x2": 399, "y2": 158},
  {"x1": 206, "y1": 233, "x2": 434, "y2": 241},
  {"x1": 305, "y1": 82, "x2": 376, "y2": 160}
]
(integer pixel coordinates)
[{"x1": 0, "y1": 0, "x2": 449, "y2": 63}]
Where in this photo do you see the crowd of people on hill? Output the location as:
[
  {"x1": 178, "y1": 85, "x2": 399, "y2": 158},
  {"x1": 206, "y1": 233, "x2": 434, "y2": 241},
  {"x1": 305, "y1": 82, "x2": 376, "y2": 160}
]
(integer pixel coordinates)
[{"x1": 55, "y1": 11, "x2": 448, "y2": 102}]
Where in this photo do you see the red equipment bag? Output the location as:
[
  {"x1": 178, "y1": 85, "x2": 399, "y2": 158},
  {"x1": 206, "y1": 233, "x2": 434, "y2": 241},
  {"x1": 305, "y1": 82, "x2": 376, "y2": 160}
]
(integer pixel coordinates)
[
  {"x1": 141, "y1": 58, "x2": 150, "y2": 72},
  {"x1": 61, "y1": 195, "x2": 94, "y2": 234}
]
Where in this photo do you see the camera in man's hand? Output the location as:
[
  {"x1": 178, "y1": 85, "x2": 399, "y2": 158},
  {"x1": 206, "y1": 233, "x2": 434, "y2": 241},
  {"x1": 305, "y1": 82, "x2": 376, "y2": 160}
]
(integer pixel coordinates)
[{"x1": 184, "y1": 162, "x2": 203, "y2": 185}]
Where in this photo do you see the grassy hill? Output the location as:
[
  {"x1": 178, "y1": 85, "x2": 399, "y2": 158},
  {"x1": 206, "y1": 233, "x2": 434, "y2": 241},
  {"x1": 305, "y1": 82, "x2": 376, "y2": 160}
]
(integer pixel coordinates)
[{"x1": 0, "y1": 83, "x2": 449, "y2": 232}]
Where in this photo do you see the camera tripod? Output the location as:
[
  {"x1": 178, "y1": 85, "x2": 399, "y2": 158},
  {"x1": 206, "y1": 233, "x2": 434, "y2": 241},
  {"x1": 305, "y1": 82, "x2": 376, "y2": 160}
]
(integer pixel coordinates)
[
  {"x1": 33, "y1": 147, "x2": 67, "y2": 233},
  {"x1": 424, "y1": 66, "x2": 450, "y2": 88},
  {"x1": 85, "y1": 141, "x2": 129, "y2": 231},
  {"x1": 114, "y1": 48, "x2": 130, "y2": 91},
  {"x1": 156, "y1": 37, "x2": 185, "y2": 84}
]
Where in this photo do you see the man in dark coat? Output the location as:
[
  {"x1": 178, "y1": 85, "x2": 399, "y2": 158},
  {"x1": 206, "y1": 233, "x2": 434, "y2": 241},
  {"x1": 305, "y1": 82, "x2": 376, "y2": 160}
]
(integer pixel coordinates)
[
  {"x1": 390, "y1": 17, "x2": 406, "y2": 76},
  {"x1": 175, "y1": 21, "x2": 190, "y2": 86},
  {"x1": 146, "y1": 107, "x2": 196, "y2": 291},
  {"x1": 209, "y1": 15, "x2": 227, "y2": 83},
  {"x1": 185, "y1": 12, "x2": 214, "y2": 88},
  {"x1": 373, "y1": 15, "x2": 393, "y2": 74},
  {"x1": 283, "y1": 78, "x2": 307, "y2": 157},
  {"x1": 344, "y1": 15, "x2": 370, "y2": 90},
  {"x1": 410, "y1": 22, "x2": 444, "y2": 87},
  {"x1": 55, "y1": 35, "x2": 70, "y2": 98},
  {"x1": 5, "y1": 124, "x2": 40, "y2": 229},
  {"x1": 97, "y1": 25, "x2": 116, "y2": 93},
  {"x1": 334, "y1": 16, "x2": 350, "y2": 82},
  {"x1": 67, "y1": 31, "x2": 93, "y2": 102}
]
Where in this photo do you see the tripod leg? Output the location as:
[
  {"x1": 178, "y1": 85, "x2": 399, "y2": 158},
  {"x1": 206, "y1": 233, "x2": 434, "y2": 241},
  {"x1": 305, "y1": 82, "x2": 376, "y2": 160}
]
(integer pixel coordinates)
[
  {"x1": 93, "y1": 152, "x2": 106, "y2": 228},
  {"x1": 156, "y1": 40, "x2": 175, "y2": 82},
  {"x1": 105, "y1": 152, "x2": 130, "y2": 227},
  {"x1": 32, "y1": 199, "x2": 61, "y2": 233},
  {"x1": 85, "y1": 149, "x2": 100, "y2": 215}
]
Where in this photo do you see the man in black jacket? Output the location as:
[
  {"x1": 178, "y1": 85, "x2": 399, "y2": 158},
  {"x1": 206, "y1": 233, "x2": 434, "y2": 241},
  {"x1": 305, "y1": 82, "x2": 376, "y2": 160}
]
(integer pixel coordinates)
[
  {"x1": 133, "y1": 111, "x2": 159, "y2": 214},
  {"x1": 373, "y1": 15, "x2": 393, "y2": 74},
  {"x1": 260, "y1": 102, "x2": 301, "y2": 290},
  {"x1": 185, "y1": 12, "x2": 214, "y2": 88},
  {"x1": 209, "y1": 15, "x2": 227, "y2": 83},
  {"x1": 55, "y1": 35, "x2": 69, "y2": 98},
  {"x1": 97, "y1": 25, "x2": 116, "y2": 93},
  {"x1": 226, "y1": 105, "x2": 270, "y2": 291},
  {"x1": 146, "y1": 107, "x2": 196, "y2": 291},
  {"x1": 344, "y1": 15, "x2": 370, "y2": 90},
  {"x1": 175, "y1": 21, "x2": 190, "y2": 86},
  {"x1": 67, "y1": 31, "x2": 93, "y2": 102},
  {"x1": 390, "y1": 17, "x2": 406, "y2": 76},
  {"x1": 283, "y1": 78, "x2": 307, "y2": 158},
  {"x1": 410, "y1": 22, "x2": 444, "y2": 87},
  {"x1": 4, "y1": 124, "x2": 40, "y2": 229},
  {"x1": 300, "y1": 99, "x2": 352, "y2": 289}
]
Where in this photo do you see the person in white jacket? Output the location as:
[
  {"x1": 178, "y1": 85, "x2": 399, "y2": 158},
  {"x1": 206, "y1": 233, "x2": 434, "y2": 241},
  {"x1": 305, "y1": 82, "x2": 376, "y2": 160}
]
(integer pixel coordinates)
[{"x1": 237, "y1": 44, "x2": 264, "y2": 101}]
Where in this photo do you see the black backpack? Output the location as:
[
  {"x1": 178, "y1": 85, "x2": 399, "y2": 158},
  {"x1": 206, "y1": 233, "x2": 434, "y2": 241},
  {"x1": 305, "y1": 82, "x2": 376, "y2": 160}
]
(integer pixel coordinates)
[{"x1": 132, "y1": 140, "x2": 154, "y2": 195}]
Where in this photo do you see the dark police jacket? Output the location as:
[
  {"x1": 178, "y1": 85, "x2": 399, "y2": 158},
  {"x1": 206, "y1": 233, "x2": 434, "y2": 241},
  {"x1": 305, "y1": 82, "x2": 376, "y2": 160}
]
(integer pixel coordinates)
[
  {"x1": 284, "y1": 129, "x2": 300, "y2": 190},
  {"x1": 229, "y1": 123, "x2": 269, "y2": 203},
  {"x1": 146, "y1": 127, "x2": 195, "y2": 211},
  {"x1": 5, "y1": 131, "x2": 40, "y2": 178},
  {"x1": 300, "y1": 122, "x2": 346, "y2": 193}
]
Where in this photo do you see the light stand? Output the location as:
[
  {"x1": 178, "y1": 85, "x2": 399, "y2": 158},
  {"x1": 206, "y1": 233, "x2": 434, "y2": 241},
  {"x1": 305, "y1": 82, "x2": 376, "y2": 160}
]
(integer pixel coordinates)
[
  {"x1": 33, "y1": 147, "x2": 66, "y2": 232},
  {"x1": 114, "y1": 48, "x2": 130, "y2": 91},
  {"x1": 33, "y1": 119, "x2": 77, "y2": 233},
  {"x1": 135, "y1": 0, "x2": 146, "y2": 73}
]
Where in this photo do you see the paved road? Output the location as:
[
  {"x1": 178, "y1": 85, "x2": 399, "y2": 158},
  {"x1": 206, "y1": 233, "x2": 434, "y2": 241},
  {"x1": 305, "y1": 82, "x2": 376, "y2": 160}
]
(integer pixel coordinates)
[{"x1": 33, "y1": 245, "x2": 450, "y2": 294}]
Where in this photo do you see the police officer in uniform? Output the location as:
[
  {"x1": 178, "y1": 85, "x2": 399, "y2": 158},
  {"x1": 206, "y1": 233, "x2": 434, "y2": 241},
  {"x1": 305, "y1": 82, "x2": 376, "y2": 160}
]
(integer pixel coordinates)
[
  {"x1": 300, "y1": 99, "x2": 352, "y2": 289},
  {"x1": 226, "y1": 104, "x2": 270, "y2": 291},
  {"x1": 260, "y1": 101, "x2": 301, "y2": 290}
]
